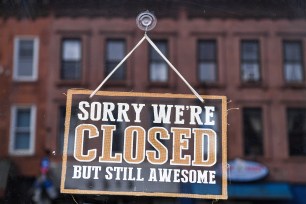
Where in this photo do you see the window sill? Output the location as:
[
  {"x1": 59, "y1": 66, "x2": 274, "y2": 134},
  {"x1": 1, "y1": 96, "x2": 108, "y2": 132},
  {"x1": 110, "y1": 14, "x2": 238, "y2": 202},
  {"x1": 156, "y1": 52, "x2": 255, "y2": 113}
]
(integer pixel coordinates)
[
  {"x1": 239, "y1": 82, "x2": 267, "y2": 89},
  {"x1": 9, "y1": 151, "x2": 35, "y2": 156},
  {"x1": 147, "y1": 82, "x2": 170, "y2": 89},
  {"x1": 282, "y1": 83, "x2": 306, "y2": 89},
  {"x1": 196, "y1": 82, "x2": 225, "y2": 89},
  {"x1": 12, "y1": 80, "x2": 39, "y2": 85},
  {"x1": 283, "y1": 156, "x2": 306, "y2": 162},
  {"x1": 104, "y1": 81, "x2": 129, "y2": 87}
]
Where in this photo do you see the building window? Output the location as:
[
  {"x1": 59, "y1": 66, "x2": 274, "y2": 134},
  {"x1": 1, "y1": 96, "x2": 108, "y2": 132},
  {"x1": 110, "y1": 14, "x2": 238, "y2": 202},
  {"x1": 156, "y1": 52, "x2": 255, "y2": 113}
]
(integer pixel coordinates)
[
  {"x1": 287, "y1": 108, "x2": 306, "y2": 156},
  {"x1": 105, "y1": 39, "x2": 126, "y2": 81},
  {"x1": 10, "y1": 106, "x2": 36, "y2": 155},
  {"x1": 283, "y1": 41, "x2": 304, "y2": 82},
  {"x1": 243, "y1": 108, "x2": 263, "y2": 156},
  {"x1": 61, "y1": 39, "x2": 82, "y2": 80},
  {"x1": 13, "y1": 37, "x2": 39, "y2": 81},
  {"x1": 241, "y1": 40, "x2": 261, "y2": 82},
  {"x1": 198, "y1": 40, "x2": 217, "y2": 82},
  {"x1": 149, "y1": 40, "x2": 168, "y2": 82}
]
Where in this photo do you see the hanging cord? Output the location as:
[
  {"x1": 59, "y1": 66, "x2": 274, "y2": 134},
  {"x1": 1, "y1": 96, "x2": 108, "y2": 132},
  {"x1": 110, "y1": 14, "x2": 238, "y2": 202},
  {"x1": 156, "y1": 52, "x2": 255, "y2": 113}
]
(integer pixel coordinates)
[
  {"x1": 90, "y1": 34, "x2": 204, "y2": 103},
  {"x1": 90, "y1": 35, "x2": 146, "y2": 98},
  {"x1": 144, "y1": 34, "x2": 204, "y2": 103}
]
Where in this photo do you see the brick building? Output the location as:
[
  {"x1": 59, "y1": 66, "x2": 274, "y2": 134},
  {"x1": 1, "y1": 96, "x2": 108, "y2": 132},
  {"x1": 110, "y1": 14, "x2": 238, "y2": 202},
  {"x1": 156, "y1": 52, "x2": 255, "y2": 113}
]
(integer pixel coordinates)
[{"x1": 1, "y1": 1, "x2": 306, "y2": 203}]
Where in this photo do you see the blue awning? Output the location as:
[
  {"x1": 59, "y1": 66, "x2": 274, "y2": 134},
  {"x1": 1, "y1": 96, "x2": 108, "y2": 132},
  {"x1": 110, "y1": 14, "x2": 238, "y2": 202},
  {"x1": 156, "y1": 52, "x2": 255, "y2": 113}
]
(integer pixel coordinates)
[
  {"x1": 184, "y1": 182, "x2": 293, "y2": 200},
  {"x1": 228, "y1": 183, "x2": 293, "y2": 200}
]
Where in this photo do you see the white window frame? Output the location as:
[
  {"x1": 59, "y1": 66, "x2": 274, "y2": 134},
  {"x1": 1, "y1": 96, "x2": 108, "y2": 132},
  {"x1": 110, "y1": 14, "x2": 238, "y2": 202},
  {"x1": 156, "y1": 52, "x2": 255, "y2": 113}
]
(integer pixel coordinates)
[
  {"x1": 9, "y1": 105, "x2": 36, "y2": 155},
  {"x1": 13, "y1": 36, "x2": 39, "y2": 81}
]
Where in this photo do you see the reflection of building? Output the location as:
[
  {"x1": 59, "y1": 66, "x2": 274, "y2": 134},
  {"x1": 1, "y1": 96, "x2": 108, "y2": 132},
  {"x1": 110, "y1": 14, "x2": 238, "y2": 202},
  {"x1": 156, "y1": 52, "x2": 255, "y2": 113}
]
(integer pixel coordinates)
[{"x1": 1, "y1": 0, "x2": 306, "y2": 203}]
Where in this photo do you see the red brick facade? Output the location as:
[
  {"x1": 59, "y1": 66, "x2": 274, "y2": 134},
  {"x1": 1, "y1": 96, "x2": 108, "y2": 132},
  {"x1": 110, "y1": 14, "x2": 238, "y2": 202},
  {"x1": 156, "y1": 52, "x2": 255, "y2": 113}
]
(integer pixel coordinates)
[{"x1": 0, "y1": 18, "x2": 51, "y2": 176}]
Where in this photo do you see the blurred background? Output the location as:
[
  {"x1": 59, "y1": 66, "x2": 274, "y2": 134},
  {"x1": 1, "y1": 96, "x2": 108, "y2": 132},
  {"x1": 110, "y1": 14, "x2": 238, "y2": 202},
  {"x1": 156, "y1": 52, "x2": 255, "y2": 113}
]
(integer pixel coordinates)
[{"x1": 0, "y1": 0, "x2": 306, "y2": 203}]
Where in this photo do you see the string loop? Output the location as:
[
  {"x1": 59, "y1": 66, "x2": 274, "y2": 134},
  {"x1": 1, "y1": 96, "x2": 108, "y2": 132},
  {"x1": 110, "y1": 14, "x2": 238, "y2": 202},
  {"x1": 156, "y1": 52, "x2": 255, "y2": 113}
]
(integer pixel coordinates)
[{"x1": 90, "y1": 34, "x2": 204, "y2": 103}]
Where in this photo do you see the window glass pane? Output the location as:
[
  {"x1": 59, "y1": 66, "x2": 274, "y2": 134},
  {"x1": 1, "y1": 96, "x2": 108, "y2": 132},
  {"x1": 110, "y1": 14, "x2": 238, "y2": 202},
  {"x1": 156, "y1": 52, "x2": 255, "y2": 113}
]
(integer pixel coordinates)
[
  {"x1": 243, "y1": 108, "x2": 263, "y2": 156},
  {"x1": 106, "y1": 40, "x2": 125, "y2": 60},
  {"x1": 284, "y1": 41, "x2": 304, "y2": 83},
  {"x1": 61, "y1": 39, "x2": 81, "y2": 80},
  {"x1": 241, "y1": 63, "x2": 260, "y2": 81},
  {"x1": 199, "y1": 63, "x2": 217, "y2": 82},
  {"x1": 105, "y1": 63, "x2": 125, "y2": 80},
  {"x1": 17, "y1": 39, "x2": 34, "y2": 77},
  {"x1": 150, "y1": 63, "x2": 168, "y2": 82},
  {"x1": 19, "y1": 40, "x2": 34, "y2": 58},
  {"x1": 242, "y1": 41, "x2": 259, "y2": 61},
  {"x1": 61, "y1": 61, "x2": 81, "y2": 79},
  {"x1": 199, "y1": 40, "x2": 216, "y2": 61},
  {"x1": 105, "y1": 40, "x2": 125, "y2": 80},
  {"x1": 16, "y1": 109, "x2": 30, "y2": 128},
  {"x1": 284, "y1": 42, "x2": 302, "y2": 61},
  {"x1": 63, "y1": 40, "x2": 81, "y2": 60},
  {"x1": 18, "y1": 59, "x2": 34, "y2": 77},
  {"x1": 149, "y1": 40, "x2": 168, "y2": 82},
  {"x1": 288, "y1": 108, "x2": 306, "y2": 156},
  {"x1": 284, "y1": 63, "x2": 303, "y2": 82},
  {"x1": 14, "y1": 132, "x2": 30, "y2": 150},
  {"x1": 150, "y1": 41, "x2": 167, "y2": 60}
]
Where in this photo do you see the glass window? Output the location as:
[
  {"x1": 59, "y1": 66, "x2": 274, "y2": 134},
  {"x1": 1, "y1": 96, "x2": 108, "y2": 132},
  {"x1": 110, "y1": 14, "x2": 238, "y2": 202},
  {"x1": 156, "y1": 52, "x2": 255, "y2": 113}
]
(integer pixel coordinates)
[
  {"x1": 10, "y1": 106, "x2": 36, "y2": 155},
  {"x1": 105, "y1": 39, "x2": 126, "y2": 80},
  {"x1": 198, "y1": 40, "x2": 217, "y2": 82},
  {"x1": 287, "y1": 108, "x2": 306, "y2": 156},
  {"x1": 149, "y1": 40, "x2": 168, "y2": 82},
  {"x1": 61, "y1": 39, "x2": 82, "y2": 80},
  {"x1": 241, "y1": 40, "x2": 261, "y2": 82},
  {"x1": 13, "y1": 37, "x2": 39, "y2": 81},
  {"x1": 243, "y1": 108, "x2": 263, "y2": 156},
  {"x1": 283, "y1": 41, "x2": 304, "y2": 82}
]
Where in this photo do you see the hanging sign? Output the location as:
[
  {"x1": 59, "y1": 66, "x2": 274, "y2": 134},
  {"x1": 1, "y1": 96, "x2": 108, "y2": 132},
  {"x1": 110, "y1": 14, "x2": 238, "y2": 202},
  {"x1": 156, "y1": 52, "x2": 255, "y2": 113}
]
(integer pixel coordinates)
[{"x1": 60, "y1": 90, "x2": 227, "y2": 199}]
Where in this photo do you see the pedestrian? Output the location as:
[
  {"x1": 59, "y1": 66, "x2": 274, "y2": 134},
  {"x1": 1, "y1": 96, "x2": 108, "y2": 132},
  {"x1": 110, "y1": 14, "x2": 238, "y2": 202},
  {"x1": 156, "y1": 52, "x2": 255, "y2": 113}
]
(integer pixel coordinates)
[{"x1": 32, "y1": 149, "x2": 58, "y2": 203}]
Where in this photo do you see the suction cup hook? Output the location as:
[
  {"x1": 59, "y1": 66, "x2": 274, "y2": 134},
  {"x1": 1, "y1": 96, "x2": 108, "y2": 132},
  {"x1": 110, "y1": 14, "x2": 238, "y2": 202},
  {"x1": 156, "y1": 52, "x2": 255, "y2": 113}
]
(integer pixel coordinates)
[{"x1": 136, "y1": 11, "x2": 157, "y2": 32}]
